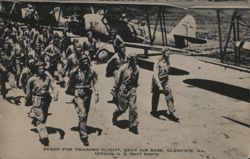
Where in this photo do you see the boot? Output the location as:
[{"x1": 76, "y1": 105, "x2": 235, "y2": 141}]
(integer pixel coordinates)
[
  {"x1": 81, "y1": 137, "x2": 89, "y2": 146},
  {"x1": 40, "y1": 137, "x2": 49, "y2": 146},
  {"x1": 112, "y1": 113, "x2": 118, "y2": 125},
  {"x1": 169, "y1": 112, "x2": 179, "y2": 122},
  {"x1": 129, "y1": 126, "x2": 139, "y2": 135}
]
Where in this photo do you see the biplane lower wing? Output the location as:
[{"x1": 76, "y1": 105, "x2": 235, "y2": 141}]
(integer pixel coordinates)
[{"x1": 125, "y1": 42, "x2": 188, "y2": 54}]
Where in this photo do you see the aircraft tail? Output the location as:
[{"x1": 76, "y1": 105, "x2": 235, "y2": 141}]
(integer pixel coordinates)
[
  {"x1": 169, "y1": 15, "x2": 206, "y2": 48},
  {"x1": 170, "y1": 15, "x2": 196, "y2": 37},
  {"x1": 51, "y1": 7, "x2": 63, "y2": 21}
]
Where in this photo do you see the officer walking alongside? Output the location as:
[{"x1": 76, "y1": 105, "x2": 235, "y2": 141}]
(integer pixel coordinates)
[
  {"x1": 151, "y1": 48, "x2": 179, "y2": 121},
  {"x1": 68, "y1": 54, "x2": 99, "y2": 146},
  {"x1": 106, "y1": 43, "x2": 127, "y2": 103},
  {"x1": 112, "y1": 52, "x2": 139, "y2": 134},
  {"x1": 26, "y1": 61, "x2": 58, "y2": 146}
]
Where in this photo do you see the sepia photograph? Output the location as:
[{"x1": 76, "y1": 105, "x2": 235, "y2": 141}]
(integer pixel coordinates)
[{"x1": 0, "y1": 0, "x2": 249, "y2": 159}]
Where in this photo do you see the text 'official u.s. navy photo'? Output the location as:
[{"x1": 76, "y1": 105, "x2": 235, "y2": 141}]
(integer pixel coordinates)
[{"x1": 0, "y1": 0, "x2": 249, "y2": 159}]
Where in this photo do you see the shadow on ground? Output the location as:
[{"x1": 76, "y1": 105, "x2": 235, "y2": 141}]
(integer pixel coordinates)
[
  {"x1": 151, "y1": 110, "x2": 180, "y2": 122},
  {"x1": 31, "y1": 127, "x2": 65, "y2": 139},
  {"x1": 222, "y1": 116, "x2": 250, "y2": 128},
  {"x1": 71, "y1": 126, "x2": 102, "y2": 135},
  {"x1": 6, "y1": 96, "x2": 24, "y2": 105},
  {"x1": 183, "y1": 79, "x2": 250, "y2": 103},
  {"x1": 169, "y1": 67, "x2": 190, "y2": 76},
  {"x1": 137, "y1": 58, "x2": 190, "y2": 75},
  {"x1": 114, "y1": 120, "x2": 129, "y2": 129}
]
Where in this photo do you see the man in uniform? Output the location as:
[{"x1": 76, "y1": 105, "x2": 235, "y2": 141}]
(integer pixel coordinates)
[
  {"x1": 33, "y1": 42, "x2": 43, "y2": 60},
  {"x1": 0, "y1": 41, "x2": 15, "y2": 99},
  {"x1": 68, "y1": 55, "x2": 99, "y2": 146},
  {"x1": 110, "y1": 29, "x2": 124, "y2": 53},
  {"x1": 136, "y1": 21, "x2": 149, "y2": 44},
  {"x1": 61, "y1": 30, "x2": 71, "y2": 59},
  {"x1": 65, "y1": 39, "x2": 78, "y2": 58},
  {"x1": 83, "y1": 31, "x2": 98, "y2": 61},
  {"x1": 63, "y1": 43, "x2": 85, "y2": 77},
  {"x1": 112, "y1": 52, "x2": 139, "y2": 134},
  {"x1": 13, "y1": 22, "x2": 23, "y2": 40},
  {"x1": 36, "y1": 28, "x2": 49, "y2": 52},
  {"x1": 2, "y1": 22, "x2": 18, "y2": 43},
  {"x1": 24, "y1": 4, "x2": 39, "y2": 26},
  {"x1": 26, "y1": 61, "x2": 58, "y2": 146},
  {"x1": 23, "y1": 25, "x2": 34, "y2": 47},
  {"x1": 19, "y1": 58, "x2": 36, "y2": 93},
  {"x1": 119, "y1": 13, "x2": 128, "y2": 23},
  {"x1": 151, "y1": 48, "x2": 179, "y2": 121},
  {"x1": 106, "y1": 43, "x2": 127, "y2": 103},
  {"x1": 13, "y1": 44, "x2": 25, "y2": 88},
  {"x1": 43, "y1": 37, "x2": 65, "y2": 86}
]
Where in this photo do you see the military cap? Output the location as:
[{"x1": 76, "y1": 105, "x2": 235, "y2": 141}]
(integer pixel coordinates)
[
  {"x1": 79, "y1": 54, "x2": 90, "y2": 64},
  {"x1": 28, "y1": 58, "x2": 35, "y2": 64},
  {"x1": 36, "y1": 61, "x2": 46, "y2": 68},
  {"x1": 87, "y1": 31, "x2": 92, "y2": 36}
]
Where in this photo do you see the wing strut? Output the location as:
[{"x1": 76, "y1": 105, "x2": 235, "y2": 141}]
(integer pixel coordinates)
[
  {"x1": 57, "y1": 7, "x2": 62, "y2": 22},
  {"x1": 162, "y1": 8, "x2": 168, "y2": 46},
  {"x1": 152, "y1": 9, "x2": 160, "y2": 44},
  {"x1": 10, "y1": 1, "x2": 16, "y2": 15},
  {"x1": 159, "y1": 7, "x2": 165, "y2": 46},
  {"x1": 223, "y1": 11, "x2": 236, "y2": 63},
  {"x1": 236, "y1": 15, "x2": 241, "y2": 64},
  {"x1": 232, "y1": 13, "x2": 240, "y2": 65},
  {"x1": 145, "y1": 8, "x2": 152, "y2": 45},
  {"x1": 102, "y1": 6, "x2": 112, "y2": 35},
  {"x1": 216, "y1": 10, "x2": 223, "y2": 63}
]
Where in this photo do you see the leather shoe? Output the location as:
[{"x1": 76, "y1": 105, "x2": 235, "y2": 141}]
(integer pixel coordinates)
[
  {"x1": 129, "y1": 127, "x2": 139, "y2": 135},
  {"x1": 40, "y1": 137, "x2": 49, "y2": 146},
  {"x1": 82, "y1": 138, "x2": 89, "y2": 146},
  {"x1": 150, "y1": 111, "x2": 158, "y2": 117},
  {"x1": 112, "y1": 115, "x2": 117, "y2": 125},
  {"x1": 169, "y1": 113, "x2": 179, "y2": 122}
]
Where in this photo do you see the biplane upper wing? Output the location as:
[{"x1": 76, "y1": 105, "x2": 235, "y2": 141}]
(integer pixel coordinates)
[
  {"x1": 2, "y1": 0, "x2": 183, "y2": 8},
  {"x1": 190, "y1": 4, "x2": 250, "y2": 17},
  {"x1": 190, "y1": 5, "x2": 250, "y2": 10}
]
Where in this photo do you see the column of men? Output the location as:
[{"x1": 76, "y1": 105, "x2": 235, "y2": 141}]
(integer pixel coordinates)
[
  {"x1": 0, "y1": 20, "x2": 179, "y2": 147},
  {"x1": 0, "y1": 20, "x2": 99, "y2": 146}
]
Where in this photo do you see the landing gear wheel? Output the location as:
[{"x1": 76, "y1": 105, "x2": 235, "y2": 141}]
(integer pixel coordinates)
[{"x1": 96, "y1": 49, "x2": 110, "y2": 63}]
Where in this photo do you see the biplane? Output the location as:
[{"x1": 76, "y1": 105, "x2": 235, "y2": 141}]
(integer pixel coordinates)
[
  {"x1": 190, "y1": 4, "x2": 250, "y2": 65},
  {"x1": 0, "y1": 1, "x2": 207, "y2": 51}
]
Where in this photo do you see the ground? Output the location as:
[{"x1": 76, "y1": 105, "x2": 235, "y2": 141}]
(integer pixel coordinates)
[{"x1": 0, "y1": 52, "x2": 249, "y2": 159}]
